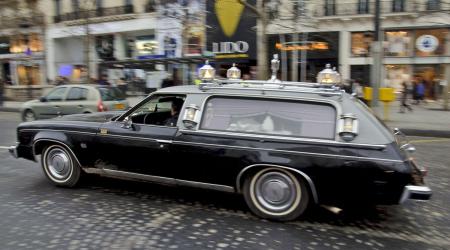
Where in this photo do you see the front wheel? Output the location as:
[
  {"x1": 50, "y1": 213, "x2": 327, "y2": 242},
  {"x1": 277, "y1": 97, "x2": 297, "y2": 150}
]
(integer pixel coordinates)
[
  {"x1": 41, "y1": 145, "x2": 81, "y2": 187},
  {"x1": 22, "y1": 109, "x2": 36, "y2": 122},
  {"x1": 243, "y1": 168, "x2": 310, "y2": 221}
]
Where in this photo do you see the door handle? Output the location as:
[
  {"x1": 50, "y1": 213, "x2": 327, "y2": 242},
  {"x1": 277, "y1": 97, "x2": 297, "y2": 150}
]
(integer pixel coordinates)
[
  {"x1": 78, "y1": 105, "x2": 84, "y2": 108},
  {"x1": 54, "y1": 105, "x2": 60, "y2": 108}
]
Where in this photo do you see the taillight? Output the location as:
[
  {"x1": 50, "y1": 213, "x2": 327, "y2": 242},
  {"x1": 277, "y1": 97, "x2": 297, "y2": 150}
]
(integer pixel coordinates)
[
  {"x1": 420, "y1": 166, "x2": 428, "y2": 177},
  {"x1": 97, "y1": 101, "x2": 107, "y2": 112}
]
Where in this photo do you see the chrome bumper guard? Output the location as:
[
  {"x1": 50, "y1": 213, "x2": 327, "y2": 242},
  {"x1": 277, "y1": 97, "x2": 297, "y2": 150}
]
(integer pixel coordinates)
[
  {"x1": 8, "y1": 146, "x2": 18, "y2": 159},
  {"x1": 399, "y1": 185, "x2": 432, "y2": 204}
]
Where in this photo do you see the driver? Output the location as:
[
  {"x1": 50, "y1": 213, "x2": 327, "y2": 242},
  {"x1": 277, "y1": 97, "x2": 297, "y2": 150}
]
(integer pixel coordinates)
[{"x1": 164, "y1": 98, "x2": 184, "y2": 126}]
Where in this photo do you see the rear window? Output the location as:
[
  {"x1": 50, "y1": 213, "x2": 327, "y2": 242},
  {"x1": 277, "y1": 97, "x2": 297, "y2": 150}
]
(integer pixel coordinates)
[
  {"x1": 98, "y1": 87, "x2": 126, "y2": 101},
  {"x1": 200, "y1": 97, "x2": 337, "y2": 140}
]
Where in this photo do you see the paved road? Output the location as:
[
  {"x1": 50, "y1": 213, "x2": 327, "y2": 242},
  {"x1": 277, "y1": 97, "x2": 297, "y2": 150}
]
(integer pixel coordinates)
[{"x1": 0, "y1": 112, "x2": 449, "y2": 250}]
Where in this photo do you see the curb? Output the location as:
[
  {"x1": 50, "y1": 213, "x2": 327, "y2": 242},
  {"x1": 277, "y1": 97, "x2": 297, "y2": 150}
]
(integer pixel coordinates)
[
  {"x1": 399, "y1": 128, "x2": 450, "y2": 138},
  {"x1": 0, "y1": 107, "x2": 20, "y2": 113}
]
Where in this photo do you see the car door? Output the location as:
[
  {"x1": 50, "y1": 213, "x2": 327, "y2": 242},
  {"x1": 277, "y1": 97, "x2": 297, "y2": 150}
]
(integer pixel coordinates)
[
  {"x1": 59, "y1": 86, "x2": 90, "y2": 115},
  {"x1": 94, "y1": 94, "x2": 185, "y2": 177},
  {"x1": 33, "y1": 86, "x2": 68, "y2": 119}
]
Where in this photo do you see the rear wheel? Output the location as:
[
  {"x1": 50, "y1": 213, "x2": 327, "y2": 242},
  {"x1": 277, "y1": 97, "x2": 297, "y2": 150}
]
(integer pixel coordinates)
[
  {"x1": 41, "y1": 145, "x2": 81, "y2": 187},
  {"x1": 243, "y1": 168, "x2": 310, "y2": 221},
  {"x1": 22, "y1": 109, "x2": 36, "y2": 122}
]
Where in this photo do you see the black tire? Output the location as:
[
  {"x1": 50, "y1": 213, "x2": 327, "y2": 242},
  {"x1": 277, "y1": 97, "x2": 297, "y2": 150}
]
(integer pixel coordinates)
[
  {"x1": 22, "y1": 109, "x2": 36, "y2": 122},
  {"x1": 41, "y1": 144, "x2": 81, "y2": 187},
  {"x1": 243, "y1": 168, "x2": 310, "y2": 221}
]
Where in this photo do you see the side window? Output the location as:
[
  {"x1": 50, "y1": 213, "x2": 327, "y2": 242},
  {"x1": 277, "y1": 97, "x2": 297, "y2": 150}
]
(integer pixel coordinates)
[
  {"x1": 201, "y1": 97, "x2": 336, "y2": 140},
  {"x1": 66, "y1": 87, "x2": 88, "y2": 101},
  {"x1": 128, "y1": 95, "x2": 185, "y2": 126},
  {"x1": 46, "y1": 87, "x2": 67, "y2": 101}
]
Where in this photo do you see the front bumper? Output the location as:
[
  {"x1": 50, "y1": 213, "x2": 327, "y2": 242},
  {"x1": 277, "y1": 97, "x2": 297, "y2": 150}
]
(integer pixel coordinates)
[
  {"x1": 8, "y1": 146, "x2": 18, "y2": 158},
  {"x1": 399, "y1": 185, "x2": 432, "y2": 204}
]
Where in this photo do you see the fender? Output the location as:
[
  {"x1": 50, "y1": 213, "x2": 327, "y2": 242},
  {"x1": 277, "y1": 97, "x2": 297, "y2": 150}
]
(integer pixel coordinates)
[{"x1": 32, "y1": 131, "x2": 84, "y2": 167}]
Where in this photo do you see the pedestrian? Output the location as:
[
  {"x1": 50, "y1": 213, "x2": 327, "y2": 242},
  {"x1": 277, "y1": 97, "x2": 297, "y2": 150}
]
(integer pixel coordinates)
[
  {"x1": 414, "y1": 79, "x2": 425, "y2": 104},
  {"x1": 352, "y1": 80, "x2": 365, "y2": 103},
  {"x1": 98, "y1": 76, "x2": 110, "y2": 86},
  {"x1": 399, "y1": 81, "x2": 413, "y2": 113},
  {"x1": 161, "y1": 77, "x2": 174, "y2": 89},
  {"x1": 117, "y1": 77, "x2": 128, "y2": 96}
]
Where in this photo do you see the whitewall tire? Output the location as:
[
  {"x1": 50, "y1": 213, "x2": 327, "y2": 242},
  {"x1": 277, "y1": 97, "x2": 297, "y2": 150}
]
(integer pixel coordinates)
[
  {"x1": 243, "y1": 168, "x2": 310, "y2": 221},
  {"x1": 41, "y1": 145, "x2": 81, "y2": 187}
]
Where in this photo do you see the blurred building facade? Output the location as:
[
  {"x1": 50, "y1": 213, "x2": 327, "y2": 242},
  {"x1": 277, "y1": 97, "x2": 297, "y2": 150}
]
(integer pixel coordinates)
[
  {"x1": 0, "y1": 0, "x2": 46, "y2": 86},
  {"x1": 267, "y1": 0, "x2": 450, "y2": 98},
  {"x1": 41, "y1": 0, "x2": 206, "y2": 89}
]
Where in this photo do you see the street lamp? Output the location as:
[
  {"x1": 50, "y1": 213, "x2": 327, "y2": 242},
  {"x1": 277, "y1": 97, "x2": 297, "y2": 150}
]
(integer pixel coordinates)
[{"x1": 317, "y1": 64, "x2": 341, "y2": 85}]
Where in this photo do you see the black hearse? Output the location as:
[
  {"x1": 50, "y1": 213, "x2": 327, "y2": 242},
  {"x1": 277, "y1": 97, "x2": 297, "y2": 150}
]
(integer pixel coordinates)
[{"x1": 10, "y1": 58, "x2": 431, "y2": 221}]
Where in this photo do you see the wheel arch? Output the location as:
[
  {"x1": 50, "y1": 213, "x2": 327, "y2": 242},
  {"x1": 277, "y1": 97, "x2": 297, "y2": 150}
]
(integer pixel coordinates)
[
  {"x1": 33, "y1": 138, "x2": 83, "y2": 168},
  {"x1": 236, "y1": 164, "x2": 319, "y2": 204}
]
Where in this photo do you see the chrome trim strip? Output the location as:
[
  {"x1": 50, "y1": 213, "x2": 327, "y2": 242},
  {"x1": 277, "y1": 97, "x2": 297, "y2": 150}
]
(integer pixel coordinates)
[
  {"x1": 84, "y1": 168, "x2": 235, "y2": 193},
  {"x1": 236, "y1": 164, "x2": 319, "y2": 204},
  {"x1": 156, "y1": 139, "x2": 173, "y2": 144},
  {"x1": 399, "y1": 185, "x2": 432, "y2": 204},
  {"x1": 98, "y1": 133, "x2": 158, "y2": 142},
  {"x1": 179, "y1": 129, "x2": 386, "y2": 150},
  {"x1": 21, "y1": 128, "x2": 97, "y2": 136},
  {"x1": 32, "y1": 139, "x2": 82, "y2": 166},
  {"x1": 172, "y1": 140, "x2": 402, "y2": 163}
]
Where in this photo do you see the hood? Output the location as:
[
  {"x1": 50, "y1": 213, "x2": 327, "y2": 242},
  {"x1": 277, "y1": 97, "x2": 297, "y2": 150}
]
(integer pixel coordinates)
[
  {"x1": 54, "y1": 111, "x2": 125, "y2": 123},
  {"x1": 22, "y1": 99, "x2": 40, "y2": 107}
]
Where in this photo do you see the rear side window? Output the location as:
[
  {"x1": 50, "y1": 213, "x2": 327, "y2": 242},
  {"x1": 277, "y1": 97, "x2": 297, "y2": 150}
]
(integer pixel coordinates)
[
  {"x1": 200, "y1": 97, "x2": 336, "y2": 140},
  {"x1": 98, "y1": 87, "x2": 126, "y2": 101},
  {"x1": 66, "y1": 87, "x2": 88, "y2": 101}
]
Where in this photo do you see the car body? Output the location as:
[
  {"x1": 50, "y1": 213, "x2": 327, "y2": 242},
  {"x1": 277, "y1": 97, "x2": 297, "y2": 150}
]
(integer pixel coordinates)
[
  {"x1": 10, "y1": 80, "x2": 432, "y2": 221},
  {"x1": 21, "y1": 84, "x2": 129, "y2": 121}
]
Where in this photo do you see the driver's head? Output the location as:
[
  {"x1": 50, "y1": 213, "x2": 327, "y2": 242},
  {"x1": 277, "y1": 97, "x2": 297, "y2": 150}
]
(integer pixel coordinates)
[{"x1": 171, "y1": 98, "x2": 183, "y2": 116}]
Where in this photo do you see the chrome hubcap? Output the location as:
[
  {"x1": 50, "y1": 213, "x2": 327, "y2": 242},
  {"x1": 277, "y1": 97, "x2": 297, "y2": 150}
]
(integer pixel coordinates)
[
  {"x1": 46, "y1": 148, "x2": 72, "y2": 180},
  {"x1": 24, "y1": 111, "x2": 35, "y2": 121},
  {"x1": 255, "y1": 172, "x2": 298, "y2": 213}
]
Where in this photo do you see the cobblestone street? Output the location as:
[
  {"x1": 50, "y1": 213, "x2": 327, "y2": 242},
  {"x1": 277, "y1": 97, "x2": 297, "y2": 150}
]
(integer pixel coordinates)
[{"x1": 0, "y1": 112, "x2": 449, "y2": 250}]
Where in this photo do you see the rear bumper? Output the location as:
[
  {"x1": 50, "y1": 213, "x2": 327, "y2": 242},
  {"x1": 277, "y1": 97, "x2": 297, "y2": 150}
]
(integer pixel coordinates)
[
  {"x1": 8, "y1": 146, "x2": 18, "y2": 158},
  {"x1": 399, "y1": 185, "x2": 432, "y2": 204}
]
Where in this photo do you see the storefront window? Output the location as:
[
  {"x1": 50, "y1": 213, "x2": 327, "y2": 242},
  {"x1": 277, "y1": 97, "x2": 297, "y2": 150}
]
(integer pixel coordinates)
[
  {"x1": 9, "y1": 34, "x2": 43, "y2": 54},
  {"x1": 385, "y1": 65, "x2": 411, "y2": 92},
  {"x1": 415, "y1": 29, "x2": 448, "y2": 57},
  {"x1": 17, "y1": 63, "x2": 41, "y2": 85},
  {"x1": 384, "y1": 31, "x2": 412, "y2": 57},
  {"x1": 351, "y1": 32, "x2": 373, "y2": 57}
]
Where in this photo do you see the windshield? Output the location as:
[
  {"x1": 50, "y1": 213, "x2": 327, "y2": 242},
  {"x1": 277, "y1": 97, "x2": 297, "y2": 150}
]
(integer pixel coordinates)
[{"x1": 98, "y1": 87, "x2": 126, "y2": 101}]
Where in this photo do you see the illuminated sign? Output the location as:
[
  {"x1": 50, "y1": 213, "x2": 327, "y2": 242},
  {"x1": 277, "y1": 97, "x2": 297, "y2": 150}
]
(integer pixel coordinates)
[
  {"x1": 207, "y1": 0, "x2": 256, "y2": 59},
  {"x1": 275, "y1": 42, "x2": 329, "y2": 51}
]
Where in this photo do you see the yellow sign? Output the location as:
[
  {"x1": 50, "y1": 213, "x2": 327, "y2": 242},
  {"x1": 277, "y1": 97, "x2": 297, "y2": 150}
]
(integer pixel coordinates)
[
  {"x1": 215, "y1": 0, "x2": 244, "y2": 38},
  {"x1": 275, "y1": 42, "x2": 329, "y2": 51},
  {"x1": 215, "y1": 54, "x2": 249, "y2": 59}
]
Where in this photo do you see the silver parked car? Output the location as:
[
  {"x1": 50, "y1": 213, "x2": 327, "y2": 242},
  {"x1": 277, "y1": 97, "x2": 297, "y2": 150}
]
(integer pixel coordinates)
[{"x1": 21, "y1": 85, "x2": 129, "y2": 121}]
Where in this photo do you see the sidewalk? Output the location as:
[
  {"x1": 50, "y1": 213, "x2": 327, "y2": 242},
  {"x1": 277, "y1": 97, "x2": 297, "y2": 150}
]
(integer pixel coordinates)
[
  {"x1": 1, "y1": 97, "x2": 449, "y2": 137},
  {"x1": 382, "y1": 100, "x2": 450, "y2": 138}
]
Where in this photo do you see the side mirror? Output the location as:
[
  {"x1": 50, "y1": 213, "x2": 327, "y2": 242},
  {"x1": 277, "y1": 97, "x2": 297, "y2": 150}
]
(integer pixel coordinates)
[
  {"x1": 39, "y1": 96, "x2": 47, "y2": 102},
  {"x1": 121, "y1": 116, "x2": 133, "y2": 129}
]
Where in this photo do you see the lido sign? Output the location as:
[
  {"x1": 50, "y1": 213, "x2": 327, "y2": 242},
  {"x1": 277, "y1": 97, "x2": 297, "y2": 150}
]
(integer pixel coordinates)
[{"x1": 207, "y1": 0, "x2": 256, "y2": 59}]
